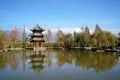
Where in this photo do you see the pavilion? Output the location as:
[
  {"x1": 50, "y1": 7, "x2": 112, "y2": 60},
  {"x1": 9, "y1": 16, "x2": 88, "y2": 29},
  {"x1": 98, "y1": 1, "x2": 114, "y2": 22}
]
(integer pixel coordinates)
[{"x1": 29, "y1": 24, "x2": 45, "y2": 50}]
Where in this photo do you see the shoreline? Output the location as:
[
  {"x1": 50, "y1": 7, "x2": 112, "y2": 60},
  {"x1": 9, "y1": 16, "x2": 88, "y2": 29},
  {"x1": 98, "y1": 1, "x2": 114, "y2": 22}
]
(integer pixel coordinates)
[{"x1": 1, "y1": 47, "x2": 120, "y2": 53}]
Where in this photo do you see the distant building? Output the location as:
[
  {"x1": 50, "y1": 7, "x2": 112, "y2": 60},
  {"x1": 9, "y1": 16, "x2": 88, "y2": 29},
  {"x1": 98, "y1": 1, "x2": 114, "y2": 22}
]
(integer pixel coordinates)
[{"x1": 30, "y1": 24, "x2": 45, "y2": 48}]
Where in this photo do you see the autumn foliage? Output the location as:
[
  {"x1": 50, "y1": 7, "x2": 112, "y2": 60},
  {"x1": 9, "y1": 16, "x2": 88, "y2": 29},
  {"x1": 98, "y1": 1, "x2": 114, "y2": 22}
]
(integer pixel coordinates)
[
  {"x1": 9, "y1": 28, "x2": 19, "y2": 47},
  {"x1": 46, "y1": 29, "x2": 52, "y2": 43}
]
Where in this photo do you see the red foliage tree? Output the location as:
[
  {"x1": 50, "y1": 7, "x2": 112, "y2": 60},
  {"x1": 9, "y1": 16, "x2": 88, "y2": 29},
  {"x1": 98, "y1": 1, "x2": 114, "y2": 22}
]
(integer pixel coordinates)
[
  {"x1": 56, "y1": 29, "x2": 64, "y2": 47},
  {"x1": 56, "y1": 29, "x2": 64, "y2": 41},
  {"x1": 10, "y1": 28, "x2": 19, "y2": 47},
  {"x1": 84, "y1": 26, "x2": 90, "y2": 35},
  {"x1": 46, "y1": 29, "x2": 52, "y2": 43},
  {"x1": 95, "y1": 24, "x2": 102, "y2": 32}
]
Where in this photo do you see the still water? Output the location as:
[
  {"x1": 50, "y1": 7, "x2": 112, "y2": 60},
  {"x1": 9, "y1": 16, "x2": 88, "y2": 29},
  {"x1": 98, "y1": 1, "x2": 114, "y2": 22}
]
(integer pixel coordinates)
[{"x1": 0, "y1": 49, "x2": 120, "y2": 80}]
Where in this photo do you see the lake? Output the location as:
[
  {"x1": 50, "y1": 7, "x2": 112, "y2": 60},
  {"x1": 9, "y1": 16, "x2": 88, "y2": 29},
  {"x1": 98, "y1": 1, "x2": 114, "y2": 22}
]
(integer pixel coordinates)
[{"x1": 0, "y1": 49, "x2": 120, "y2": 80}]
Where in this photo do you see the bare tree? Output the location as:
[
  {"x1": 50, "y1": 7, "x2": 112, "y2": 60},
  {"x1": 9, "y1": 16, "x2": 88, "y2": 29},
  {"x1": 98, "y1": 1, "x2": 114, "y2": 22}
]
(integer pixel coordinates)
[
  {"x1": 10, "y1": 28, "x2": 19, "y2": 47},
  {"x1": 56, "y1": 29, "x2": 64, "y2": 41},
  {"x1": 56, "y1": 29, "x2": 64, "y2": 47},
  {"x1": 46, "y1": 29, "x2": 52, "y2": 43},
  {"x1": 22, "y1": 27, "x2": 27, "y2": 48}
]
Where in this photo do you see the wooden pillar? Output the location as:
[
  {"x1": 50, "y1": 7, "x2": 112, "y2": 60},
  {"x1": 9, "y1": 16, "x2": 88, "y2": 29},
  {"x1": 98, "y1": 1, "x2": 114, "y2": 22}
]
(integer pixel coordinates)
[
  {"x1": 39, "y1": 42, "x2": 41, "y2": 47},
  {"x1": 30, "y1": 42, "x2": 31, "y2": 47},
  {"x1": 33, "y1": 42, "x2": 35, "y2": 48}
]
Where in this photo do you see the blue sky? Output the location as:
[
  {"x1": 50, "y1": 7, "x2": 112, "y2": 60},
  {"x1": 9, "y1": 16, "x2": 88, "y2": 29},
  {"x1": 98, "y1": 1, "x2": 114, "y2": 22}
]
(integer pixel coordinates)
[{"x1": 0, "y1": 0, "x2": 120, "y2": 33}]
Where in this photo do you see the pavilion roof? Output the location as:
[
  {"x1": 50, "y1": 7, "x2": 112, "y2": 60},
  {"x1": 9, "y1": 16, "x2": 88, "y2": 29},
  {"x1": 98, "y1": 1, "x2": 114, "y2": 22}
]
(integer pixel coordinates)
[{"x1": 31, "y1": 24, "x2": 44, "y2": 31}]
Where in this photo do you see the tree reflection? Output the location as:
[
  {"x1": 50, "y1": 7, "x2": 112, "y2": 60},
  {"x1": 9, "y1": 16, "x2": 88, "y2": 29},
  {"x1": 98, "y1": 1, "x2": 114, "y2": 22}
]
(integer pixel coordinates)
[
  {"x1": 46, "y1": 52, "x2": 52, "y2": 68},
  {"x1": 74, "y1": 51, "x2": 118, "y2": 72},
  {"x1": 57, "y1": 50, "x2": 74, "y2": 68},
  {"x1": 56, "y1": 49, "x2": 118, "y2": 72},
  {"x1": 0, "y1": 51, "x2": 19, "y2": 71},
  {"x1": 21, "y1": 51, "x2": 27, "y2": 71},
  {"x1": 0, "y1": 53, "x2": 8, "y2": 71},
  {"x1": 9, "y1": 52, "x2": 19, "y2": 71}
]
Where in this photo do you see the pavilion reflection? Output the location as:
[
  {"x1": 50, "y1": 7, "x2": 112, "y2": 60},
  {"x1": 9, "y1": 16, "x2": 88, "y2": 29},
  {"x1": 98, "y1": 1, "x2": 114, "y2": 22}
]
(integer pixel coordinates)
[{"x1": 29, "y1": 50, "x2": 45, "y2": 73}]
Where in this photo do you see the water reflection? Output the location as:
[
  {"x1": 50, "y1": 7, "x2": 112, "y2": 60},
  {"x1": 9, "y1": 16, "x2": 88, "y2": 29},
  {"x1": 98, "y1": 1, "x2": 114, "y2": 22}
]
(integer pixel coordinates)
[
  {"x1": 45, "y1": 52, "x2": 52, "y2": 67},
  {"x1": 22, "y1": 51, "x2": 27, "y2": 71},
  {"x1": 0, "y1": 53, "x2": 8, "y2": 71},
  {"x1": 0, "y1": 50, "x2": 119, "y2": 72},
  {"x1": 74, "y1": 51, "x2": 118, "y2": 72},
  {"x1": 29, "y1": 51, "x2": 45, "y2": 73},
  {"x1": 57, "y1": 50, "x2": 74, "y2": 68},
  {"x1": 0, "y1": 49, "x2": 120, "y2": 80},
  {"x1": 56, "y1": 50, "x2": 118, "y2": 72},
  {"x1": 0, "y1": 51, "x2": 19, "y2": 71}
]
